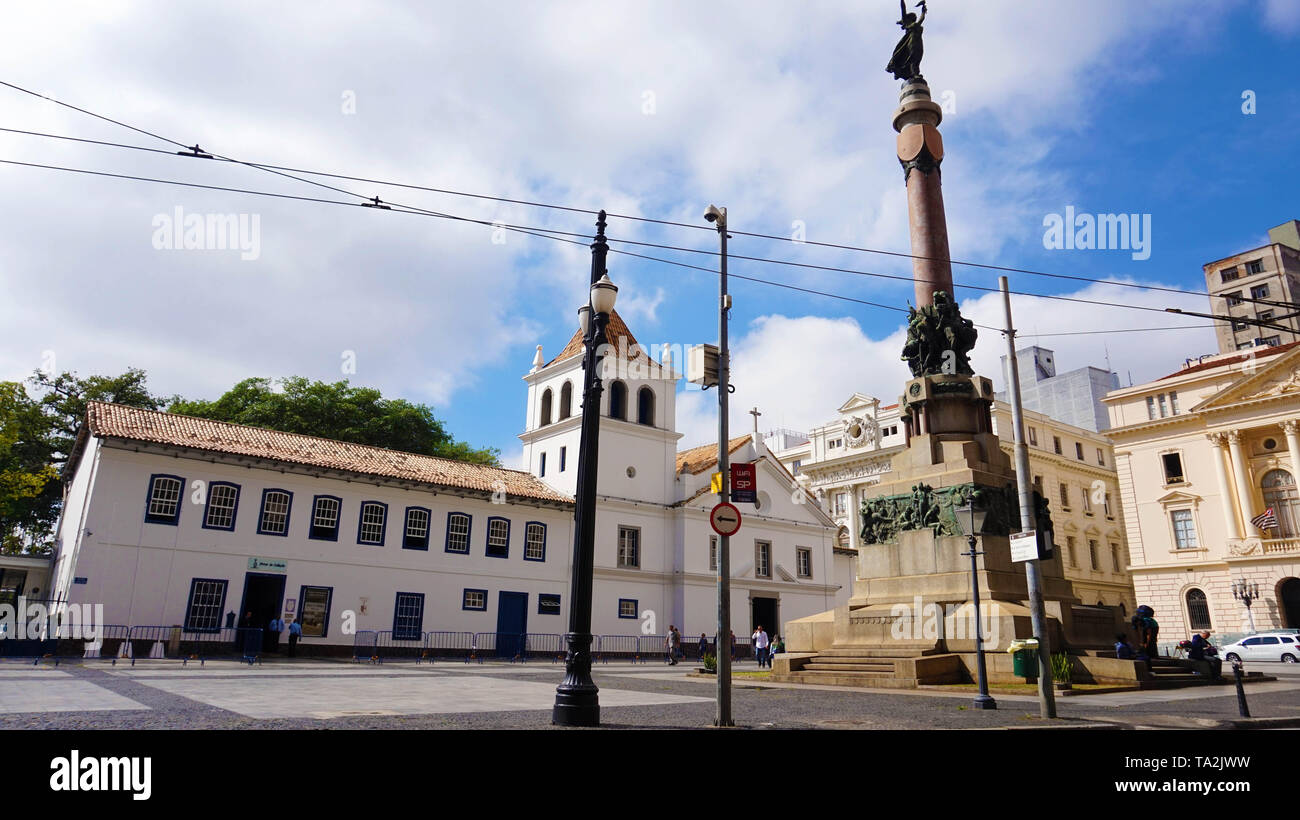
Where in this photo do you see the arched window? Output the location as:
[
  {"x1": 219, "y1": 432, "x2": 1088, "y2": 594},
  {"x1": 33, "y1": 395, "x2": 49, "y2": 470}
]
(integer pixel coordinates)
[
  {"x1": 559, "y1": 382, "x2": 572, "y2": 420},
  {"x1": 1185, "y1": 588, "x2": 1212, "y2": 632},
  {"x1": 609, "y1": 381, "x2": 627, "y2": 420},
  {"x1": 539, "y1": 388, "x2": 553, "y2": 427},
  {"x1": 637, "y1": 386, "x2": 655, "y2": 426},
  {"x1": 1262, "y1": 469, "x2": 1299, "y2": 537}
]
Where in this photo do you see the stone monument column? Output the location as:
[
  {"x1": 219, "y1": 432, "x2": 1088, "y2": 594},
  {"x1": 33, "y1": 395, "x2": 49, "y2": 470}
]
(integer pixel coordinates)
[
  {"x1": 894, "y1": 79, "x2": 952, "y2": 309},
  {"x1": 1207, "y1": 432, "x2": 1241, "y2": 540},
  {"x1": 1227, "y1": 430, "x2": 1257, "y2": 535}
]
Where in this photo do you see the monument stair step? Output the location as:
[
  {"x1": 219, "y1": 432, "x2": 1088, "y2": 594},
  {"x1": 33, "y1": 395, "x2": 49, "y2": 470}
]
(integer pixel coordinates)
[{"x1": 803, "y1": 661, "x2": 896, "y2": 672}]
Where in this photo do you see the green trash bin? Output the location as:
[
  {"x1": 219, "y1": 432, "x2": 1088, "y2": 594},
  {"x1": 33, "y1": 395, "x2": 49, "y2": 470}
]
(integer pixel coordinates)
[
  {"x1": 1007, "y1": 638, "x2": 1040, "y2": 679},
  {"x1": 1012, "y1": 647, "x2": 1038, "y2": 678}
]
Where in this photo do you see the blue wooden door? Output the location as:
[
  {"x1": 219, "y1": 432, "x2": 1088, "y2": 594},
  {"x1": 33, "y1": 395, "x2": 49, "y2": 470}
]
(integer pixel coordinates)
[{"x1": 496, "y1": 592, "x2": 528, "y2": 658}]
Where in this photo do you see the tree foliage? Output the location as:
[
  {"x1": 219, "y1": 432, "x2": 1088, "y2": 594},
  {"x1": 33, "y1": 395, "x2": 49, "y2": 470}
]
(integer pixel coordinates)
[
  {"x1": 1, "y1": 369, "x2": 495, "y2": 555},
  {"x1": 168, "y1": 377, "x2": 499, "y2": 465}
]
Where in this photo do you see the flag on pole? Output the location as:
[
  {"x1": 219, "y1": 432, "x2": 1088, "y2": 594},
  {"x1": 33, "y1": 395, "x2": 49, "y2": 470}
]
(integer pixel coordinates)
[{"x1": 1250, "y1": 508, "x2": 1278, "y2": 530}]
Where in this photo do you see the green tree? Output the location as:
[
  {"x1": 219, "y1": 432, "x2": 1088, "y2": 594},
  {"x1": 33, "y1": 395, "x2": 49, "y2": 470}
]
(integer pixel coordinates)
[
  {"x1": 0, "y1": 382, "x2": 61, "y2": 554},
  {"x1": 30, "y1": 367, "x2": 162, "y2": 465},
  {"x1": 168, "y1": 377, "x2": 499, "y2": 465}
]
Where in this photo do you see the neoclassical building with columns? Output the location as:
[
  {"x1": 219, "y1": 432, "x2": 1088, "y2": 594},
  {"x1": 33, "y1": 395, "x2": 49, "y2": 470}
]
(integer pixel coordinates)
[
  {"x1": 768, "y1": 391, "x2": 1136, "y2": 613},
  {"x1": 1104, "y1": 341, "x2": 1300, "y2": 638}
]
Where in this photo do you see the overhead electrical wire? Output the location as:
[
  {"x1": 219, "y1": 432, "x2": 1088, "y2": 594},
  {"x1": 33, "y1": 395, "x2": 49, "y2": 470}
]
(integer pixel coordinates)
[
  {"x1": 0, "y1": 80, "x2": 1230, "y2": 337},
  {"x1": 0, "y1": 117, "x2": 1236, "y2": 305}
]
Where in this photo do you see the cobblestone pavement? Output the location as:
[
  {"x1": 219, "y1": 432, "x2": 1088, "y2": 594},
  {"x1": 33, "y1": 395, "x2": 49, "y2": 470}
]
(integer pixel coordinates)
[{"x1": 1, "y1": 659, "x2": 1296, "y2": 729}]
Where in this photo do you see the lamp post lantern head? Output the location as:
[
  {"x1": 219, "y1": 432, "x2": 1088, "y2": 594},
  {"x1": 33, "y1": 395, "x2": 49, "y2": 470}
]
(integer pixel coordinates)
[
  {"x1": 953, "y1": 502, "x2": 987, "y2": 537},
  {"x1": 590, "y1": 273, "x2": 618, "y2": 315},
  {"x1": 577, "y1": 304, "x2": 592, "y2": 337}
]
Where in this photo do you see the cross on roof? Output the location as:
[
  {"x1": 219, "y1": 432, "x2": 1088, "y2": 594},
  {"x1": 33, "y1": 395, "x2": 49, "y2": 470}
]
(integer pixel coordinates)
[{"x1": 750, "y1": 407, "x2": 762, "y2": 435}]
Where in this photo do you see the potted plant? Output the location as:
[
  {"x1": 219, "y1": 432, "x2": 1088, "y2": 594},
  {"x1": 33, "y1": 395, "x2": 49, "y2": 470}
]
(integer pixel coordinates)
[{"x1": 1050, "y1": 651, "x2": 1073, "y2": 691}]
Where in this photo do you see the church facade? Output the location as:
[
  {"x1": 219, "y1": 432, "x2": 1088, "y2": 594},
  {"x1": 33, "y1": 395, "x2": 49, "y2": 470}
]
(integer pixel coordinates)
[{"x1": 519, "y1": 311, "x2": 846, "y2": 639}]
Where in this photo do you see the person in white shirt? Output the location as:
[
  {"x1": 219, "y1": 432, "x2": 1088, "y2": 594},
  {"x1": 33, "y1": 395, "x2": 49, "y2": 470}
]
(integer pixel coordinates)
[{"x1": 752, "y1": 626, "x2": 770, "y2": 668}]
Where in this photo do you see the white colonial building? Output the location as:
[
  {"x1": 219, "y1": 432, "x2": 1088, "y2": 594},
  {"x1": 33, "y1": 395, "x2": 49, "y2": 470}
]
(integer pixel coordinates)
[
  {"x1": 771, "y1": 392, "x2": 1136, "y2": 613},
  {"x1": 45, "y1": 312, "x2": 842, "y2": 651}
]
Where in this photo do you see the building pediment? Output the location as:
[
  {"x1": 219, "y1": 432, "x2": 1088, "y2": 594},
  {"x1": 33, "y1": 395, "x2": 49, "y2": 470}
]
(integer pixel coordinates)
[
  {"x1": 1192, "y1": 346, "x2": 1300, "y2": 413},
  {"x1": 836, "y1": 393, "x2": 881, "y2": 415},
  {"x1": 1155, "y1": 490, "x2": 1201, "y2": 507}
]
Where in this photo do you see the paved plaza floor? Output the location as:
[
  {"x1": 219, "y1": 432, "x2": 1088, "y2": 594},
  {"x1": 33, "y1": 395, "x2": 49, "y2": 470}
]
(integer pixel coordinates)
[{"x1": 0, "y1": 658, "x2": 1296, "y2": 729}]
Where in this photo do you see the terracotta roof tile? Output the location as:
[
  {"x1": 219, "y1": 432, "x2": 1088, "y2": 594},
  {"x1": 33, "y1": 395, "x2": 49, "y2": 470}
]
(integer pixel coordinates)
[
  {"x1": 545, "y1": 309, "x2": 647, "y2": 367},
  {"x1": 1157, "y1": 341, "x2": 1300, "y2": 381},
  {"x1": 675, "y1": 435, "x2": 750, "y2": 475},
  {"x1": 86, "y1": 402, "x2": 571, "y2": 505}
]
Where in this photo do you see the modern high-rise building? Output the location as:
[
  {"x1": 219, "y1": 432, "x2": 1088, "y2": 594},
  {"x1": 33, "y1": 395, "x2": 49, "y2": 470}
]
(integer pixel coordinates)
[
  {"x1": 994, "y1": 346, "x2": 1119, "y2": 433},
  {"x1": 1203, "y1": 220, "x2": 1300, "y2": 354}
]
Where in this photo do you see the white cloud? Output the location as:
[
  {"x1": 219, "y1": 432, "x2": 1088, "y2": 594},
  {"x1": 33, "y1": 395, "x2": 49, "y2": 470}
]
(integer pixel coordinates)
[
  {"x1": 674, "y1": 280, "x2": 1218, "y2": 447},
  {"x1": 0, "y1": 0, "x2": 1242, "y2": 426},
  {"x1": 1264, "y1": 0, "x2": 1300, "y2": 34}
]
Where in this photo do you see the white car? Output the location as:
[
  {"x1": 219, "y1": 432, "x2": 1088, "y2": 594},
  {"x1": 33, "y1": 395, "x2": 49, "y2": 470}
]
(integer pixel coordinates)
[{"x1": 1220, "y1": 632, "x2": 1300, "y2": 664}]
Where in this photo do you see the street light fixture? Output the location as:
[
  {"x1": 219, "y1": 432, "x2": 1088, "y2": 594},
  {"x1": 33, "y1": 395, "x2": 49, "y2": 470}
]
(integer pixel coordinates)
[
  {"x1": 553, "y1": 212, "x2": 617, "y2": 727},
  {"x1": 954, "y1": 499, "x2": 996, "y2": 710},
  {"x1": 1232, "y1": 579, "x2": 1260, "y2": 634}
]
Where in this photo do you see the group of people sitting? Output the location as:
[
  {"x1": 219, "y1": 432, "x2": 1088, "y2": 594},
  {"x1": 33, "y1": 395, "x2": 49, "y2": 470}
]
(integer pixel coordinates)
[{"x1": 1113, "y1": 604, "x2": 1222, "y2": 680}]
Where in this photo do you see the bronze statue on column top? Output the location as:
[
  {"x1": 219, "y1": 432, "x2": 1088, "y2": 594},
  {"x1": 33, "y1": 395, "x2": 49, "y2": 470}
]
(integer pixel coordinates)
[{"x1": 886, "y1": 0, "x2": 927, "y2": 82}]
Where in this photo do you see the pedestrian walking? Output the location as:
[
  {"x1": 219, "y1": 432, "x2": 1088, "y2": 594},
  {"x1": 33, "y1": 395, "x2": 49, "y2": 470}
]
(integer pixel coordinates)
[
  {"x1": 729, "y1": 630, "x2": 737, "y2": 661},
  {"x1": 287, "y1": 617, "x2": 302, "y2": 658},
  {"x1": 698, "y1": 632, "x2": 709, "y2": 661},
  {"x1": 665, "y1": 625, "x2": 681, "y2": 665},
  {"x1": 752, "y1": 625, "x2": 770, "y2": 668}
]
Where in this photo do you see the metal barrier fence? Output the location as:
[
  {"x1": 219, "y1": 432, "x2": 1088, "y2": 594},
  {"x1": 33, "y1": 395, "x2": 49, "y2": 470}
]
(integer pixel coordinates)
[
  {"x1": 597, "y1": 635, "x2": 639, "y2": 661},
  {"x1": 118, "y1": 626, "x2": 264, "y2": 665},
  {"x1": 524, "y1": 633, "x2": 567, "y2": 663},
  {"x1": 425, "y1": 630, "x2": 475, "y2": 661},
  {"x1": 471, "y1": 632, "x2": 527, "y2": 662},
  {"x1": 374, "y1": 630, "x2": 425, "y2": 662},
  {"x1": 353, "y1": 630, "x2": 379, "y2": 661}
]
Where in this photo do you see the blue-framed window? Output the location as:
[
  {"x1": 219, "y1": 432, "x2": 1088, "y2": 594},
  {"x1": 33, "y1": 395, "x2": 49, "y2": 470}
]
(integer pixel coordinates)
[
  {"x1": 144, "y1": 474, "x2": 185, "y2": 525},
  {"x1": 617, "y1": 598, "x2": 638, "y2": 619},
  {"x1": 357, "y1": 501, "x2": 388, "y2": 546},
  {"x1": 392, "y1": 592, "x2": 424, "y2": 640},
  {"x1": 445, "y1": 512, "x2": 472, "y2": 554},
  {"x1": 403, "y1": 506, "x2": 431, "y2": 550},
  {"x1": 560, "y1": 446, "x2": 567, "y2": 472},
  {"x1": 462, "y1": 588, "x2": 488, "y2": 611},
  {"x1": 538, "y1": 593, "x2": 561, "y2": 615},
  {"x1": 201, "y1": 482, "x2": 240, "y2": 531},
  {"x1": 257, "y1": 489, "x2": 293, "y2": 536},
  {"x1": 524, "y1": 522, "x2": 546, "y2": 562},
  {"x1": 486, "y1": 516, "x2": 510, "y2": 558},
  {"x1": 297, "y1": 585, "x2": 332, "y2": 638},
  {"x1": 183, "y1": 578, "x2": 228, "y2": 632},
  {"x1": 540, "y1": 452, "x2": 546, "y2": 477},
  {"x1": 309, "y1": 495, "x2": 342, "y2": 541}
]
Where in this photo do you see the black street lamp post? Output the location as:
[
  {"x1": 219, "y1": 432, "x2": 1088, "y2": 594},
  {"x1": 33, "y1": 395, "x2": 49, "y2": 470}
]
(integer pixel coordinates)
[
  {"x1": 553, "y1": 211, "x2": 618, "y2": 727},
  {"x1": 1232, "y1": 579, "x2": 1260, "y2": 634},
  {"x1": 955, "y1": 501, "x2": 996, "y2": 710}
]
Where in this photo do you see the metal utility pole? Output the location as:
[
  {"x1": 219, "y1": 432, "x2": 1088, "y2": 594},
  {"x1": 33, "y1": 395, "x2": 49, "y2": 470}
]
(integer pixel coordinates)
[
  {"x1": 705, "y1": 204, "x2": 733, "y2": 728},
  {"x1": 1000, "y1": 276, "x2": 1057, "y2": 719}
]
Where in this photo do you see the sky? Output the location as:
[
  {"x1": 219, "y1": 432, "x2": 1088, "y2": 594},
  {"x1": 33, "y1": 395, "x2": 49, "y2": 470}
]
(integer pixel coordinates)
[{"x1": 2, "y1": 1, "x2": 1298, "y2": 468}]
